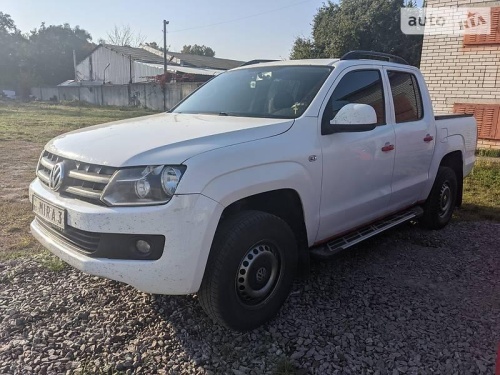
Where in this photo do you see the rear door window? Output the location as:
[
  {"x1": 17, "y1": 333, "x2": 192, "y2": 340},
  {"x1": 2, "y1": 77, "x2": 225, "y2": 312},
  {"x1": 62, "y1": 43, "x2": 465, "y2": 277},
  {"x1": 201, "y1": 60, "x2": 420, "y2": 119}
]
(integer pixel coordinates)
[{"x1": 388, "y1": 71, "x2": 424, "y2": 123}]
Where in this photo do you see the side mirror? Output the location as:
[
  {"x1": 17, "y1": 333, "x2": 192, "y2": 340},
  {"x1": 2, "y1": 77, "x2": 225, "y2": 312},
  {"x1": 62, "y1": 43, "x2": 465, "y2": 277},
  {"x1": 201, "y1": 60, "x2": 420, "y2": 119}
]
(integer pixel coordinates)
[{"x1": 323, "y1": 103, "x2": 378, "y2": 135}]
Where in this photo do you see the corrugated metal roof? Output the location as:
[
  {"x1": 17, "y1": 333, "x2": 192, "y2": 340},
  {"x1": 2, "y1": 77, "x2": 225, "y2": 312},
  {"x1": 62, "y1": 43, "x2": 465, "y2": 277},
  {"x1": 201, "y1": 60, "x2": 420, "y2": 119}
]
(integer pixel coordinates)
[
  {"x1": 102, "y1": 44, "x2": 166, "y2": 64},
  {"x1": 140, "y1": 62, "x2": 224, "y2": 77},
  {"x1": 166, "y1": 51, "x2": 243, "y2": 70},
  {"x1": 141, "y1": 45, "x2": 243, "y2": 70},
  {"x1": 84, "y1": 44, "x2": 243, "y2": 71}
]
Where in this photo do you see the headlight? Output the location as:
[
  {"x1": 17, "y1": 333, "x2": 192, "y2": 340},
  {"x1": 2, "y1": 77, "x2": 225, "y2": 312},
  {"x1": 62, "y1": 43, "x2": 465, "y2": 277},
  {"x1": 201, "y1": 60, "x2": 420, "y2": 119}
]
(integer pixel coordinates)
[
  {"x1": 161, "y1": 166, "x2": 183, "y2": 196},
  {"x1": 101, "y1": 165, "x2": 186, "y2": 206}
]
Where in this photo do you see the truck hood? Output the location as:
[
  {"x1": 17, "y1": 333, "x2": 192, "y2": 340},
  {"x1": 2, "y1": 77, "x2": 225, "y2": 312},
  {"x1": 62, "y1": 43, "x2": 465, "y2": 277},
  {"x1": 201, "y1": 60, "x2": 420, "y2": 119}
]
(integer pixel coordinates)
[{"x1": 46, "y1": 113, "x2": 294, "y2": 167}]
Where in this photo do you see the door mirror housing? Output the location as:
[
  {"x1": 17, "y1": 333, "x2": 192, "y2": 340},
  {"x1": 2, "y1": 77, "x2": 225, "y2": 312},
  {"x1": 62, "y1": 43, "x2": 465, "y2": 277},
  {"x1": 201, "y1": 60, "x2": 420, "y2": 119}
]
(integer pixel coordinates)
[{"x1": 323, "y1": 103, "x2": 378, "y2": 135}]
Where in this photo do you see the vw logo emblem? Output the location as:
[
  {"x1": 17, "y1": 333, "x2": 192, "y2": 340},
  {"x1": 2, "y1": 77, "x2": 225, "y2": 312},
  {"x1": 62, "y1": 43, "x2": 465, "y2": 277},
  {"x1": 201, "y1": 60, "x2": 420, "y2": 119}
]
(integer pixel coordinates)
[
  {"x1": 256, "y1": 267, "x2": 268, "y2": 282},
  {"x1": 49, "y1": 162, "x2": 65, "y2": 191}
]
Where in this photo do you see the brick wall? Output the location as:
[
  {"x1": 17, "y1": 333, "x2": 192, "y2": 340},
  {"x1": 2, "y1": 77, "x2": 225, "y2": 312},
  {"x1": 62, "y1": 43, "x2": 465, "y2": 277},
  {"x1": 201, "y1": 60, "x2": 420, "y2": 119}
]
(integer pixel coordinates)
[{"x1": 420, "y1": 0, "x2": 500, "y2": 149}]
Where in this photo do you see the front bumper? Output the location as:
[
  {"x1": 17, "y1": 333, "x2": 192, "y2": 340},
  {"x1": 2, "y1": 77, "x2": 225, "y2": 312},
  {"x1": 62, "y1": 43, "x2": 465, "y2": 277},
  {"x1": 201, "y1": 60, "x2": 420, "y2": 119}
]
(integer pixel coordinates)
[{"x1": 29, "y1": 179, "x2": 224, "y2": 295}]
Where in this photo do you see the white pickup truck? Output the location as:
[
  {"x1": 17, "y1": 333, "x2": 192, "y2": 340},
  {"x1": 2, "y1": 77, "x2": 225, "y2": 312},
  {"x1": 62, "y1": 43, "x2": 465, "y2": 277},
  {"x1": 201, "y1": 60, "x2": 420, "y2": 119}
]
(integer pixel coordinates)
[{"x1": 30, "y1": 51, "x2": 477, "y2": 331}]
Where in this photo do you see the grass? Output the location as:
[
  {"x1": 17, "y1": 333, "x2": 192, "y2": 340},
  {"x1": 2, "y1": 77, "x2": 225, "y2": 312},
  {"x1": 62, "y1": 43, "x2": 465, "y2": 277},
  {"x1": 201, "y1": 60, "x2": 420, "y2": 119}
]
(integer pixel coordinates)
[
  {"x1": 0, "y1": 200, "x2": 43, "y2": 261},
  {"x1": 0, "y1": 101, "x2": 156, "y2": 261},
  {"x1": 0, "y1": 100, "x2": 158, "y2": 144},
  {"x1": 456, "y1": 158, "x2": 500, "y2": 222},
  {"x1": 476, "y1": 148, "x2": 500, "y2": 158},
  {"x1": 35, "y1": 251, "x2": 67, "y2": 272},
  {"x1": 273, "y1": 358, "x2": 299, "y2": 375}
]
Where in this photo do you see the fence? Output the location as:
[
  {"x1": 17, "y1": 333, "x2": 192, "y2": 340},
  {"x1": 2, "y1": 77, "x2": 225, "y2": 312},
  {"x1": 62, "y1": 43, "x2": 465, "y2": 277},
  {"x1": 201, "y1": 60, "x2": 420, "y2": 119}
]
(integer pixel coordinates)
[{"x1": 30, "y1": 82, "x2": 201, "y2": 111}]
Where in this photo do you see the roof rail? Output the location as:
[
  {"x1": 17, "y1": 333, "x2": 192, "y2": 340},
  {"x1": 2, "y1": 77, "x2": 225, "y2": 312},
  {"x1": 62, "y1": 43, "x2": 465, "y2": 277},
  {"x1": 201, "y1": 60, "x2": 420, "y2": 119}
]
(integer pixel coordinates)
[
  {"x1": 240, "y1": 59, "x2": 279, "y2": 67},
  {"x1": 341, "y1": 50, "x2": 410, "y2": 65}
]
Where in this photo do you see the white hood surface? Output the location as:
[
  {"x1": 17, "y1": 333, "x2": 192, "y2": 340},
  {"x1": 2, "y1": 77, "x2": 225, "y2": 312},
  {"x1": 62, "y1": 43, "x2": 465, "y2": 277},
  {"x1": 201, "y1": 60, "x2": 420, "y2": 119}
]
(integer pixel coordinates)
[{"x1": 46, "y1": 113, "x2": 294, "y2": 167}]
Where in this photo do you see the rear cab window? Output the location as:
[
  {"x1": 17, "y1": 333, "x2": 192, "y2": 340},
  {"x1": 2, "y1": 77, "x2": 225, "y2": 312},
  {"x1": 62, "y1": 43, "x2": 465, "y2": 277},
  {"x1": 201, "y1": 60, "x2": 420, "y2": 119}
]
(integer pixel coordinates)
[{"x1": 388, "y1": 71, "x2": 424, "y2": 123}]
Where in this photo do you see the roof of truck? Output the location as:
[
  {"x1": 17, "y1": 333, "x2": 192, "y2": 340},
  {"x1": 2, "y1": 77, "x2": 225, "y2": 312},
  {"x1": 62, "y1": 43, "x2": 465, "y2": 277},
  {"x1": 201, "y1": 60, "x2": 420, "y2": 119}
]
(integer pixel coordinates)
[
  {"x1": 235, "y1": 51, "x2": 416, "y2": 70},
  {"x1": 233, "y1": 59, "x2": 339, "y2": 69},
  {"x1": 232, "y1": 58, "x2": 419, "y2": 71}
]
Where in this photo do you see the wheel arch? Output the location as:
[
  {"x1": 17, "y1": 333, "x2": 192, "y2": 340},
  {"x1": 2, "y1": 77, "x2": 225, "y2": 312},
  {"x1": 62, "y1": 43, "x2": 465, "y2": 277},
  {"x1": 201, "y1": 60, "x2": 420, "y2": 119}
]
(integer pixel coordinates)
[
  {"x1": 219, "y1": 189, "x2": 310, "y2": 277},
  {"x1": 421, "y1": 134, "x2": 466, "y2": 205},
  {"x1": 439, "y1": 150, "x2": 464, "y2": 207}
]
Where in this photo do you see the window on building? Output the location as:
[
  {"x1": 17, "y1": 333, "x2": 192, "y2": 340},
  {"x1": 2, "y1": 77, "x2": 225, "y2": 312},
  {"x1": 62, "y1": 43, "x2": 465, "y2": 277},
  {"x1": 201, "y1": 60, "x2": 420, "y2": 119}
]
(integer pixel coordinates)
[
  {"x1": 464, "y1": 7, "x2": 500, "y2": 46},
  {"x1": 327, "y1": 70, "x2": 386, "y2": 125},
  {"x1": 454, "y1": 103, "x2": 500, "y2": 140},
  {"x1": 388, "y1": 71, "x2": 424, "y2": 123}
]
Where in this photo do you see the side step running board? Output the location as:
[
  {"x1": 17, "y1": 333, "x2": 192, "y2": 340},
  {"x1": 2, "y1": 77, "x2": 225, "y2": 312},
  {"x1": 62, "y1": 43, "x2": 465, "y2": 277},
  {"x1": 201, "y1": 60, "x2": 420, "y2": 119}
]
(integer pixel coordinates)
[{"x1": 310, "y1": 207, "x2": 424, "y2": 259}]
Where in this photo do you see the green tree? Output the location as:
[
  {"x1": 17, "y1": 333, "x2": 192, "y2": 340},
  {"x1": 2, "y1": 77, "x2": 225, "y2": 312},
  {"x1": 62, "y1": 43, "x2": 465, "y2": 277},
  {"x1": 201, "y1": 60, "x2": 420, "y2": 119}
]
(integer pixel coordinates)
[
  {"x1": 28, "y1": 23, "x2": 94, "y2": 85},
  {"x1": 290, "y1": 0, "x2": 423, "y2": 66},
  {"x1": 290, "y1": 37, "x2": 322, "y2": 60},
  {"x1": 0, "y1": 11, "x2": 15, "y2": 32},
  {"x1": 181, "y1": 44, "x2": 215, "y2": 57},
  {"x1": 0, "y1": 12, "x2": 28, "y2": 89}
]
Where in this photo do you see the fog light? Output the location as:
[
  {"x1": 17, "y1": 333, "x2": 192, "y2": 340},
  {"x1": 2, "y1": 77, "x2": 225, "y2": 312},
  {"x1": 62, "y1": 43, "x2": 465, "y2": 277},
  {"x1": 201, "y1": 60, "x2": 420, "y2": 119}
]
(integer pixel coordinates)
[{"x1": 135, "y1": 239, "x2": 151, "y2": 255}]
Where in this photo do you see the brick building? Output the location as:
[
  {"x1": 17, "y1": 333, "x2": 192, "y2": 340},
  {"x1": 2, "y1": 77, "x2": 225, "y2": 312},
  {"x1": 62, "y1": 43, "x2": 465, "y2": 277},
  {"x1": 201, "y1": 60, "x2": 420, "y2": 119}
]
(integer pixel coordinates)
[{"x1": 420, "y1": 0, "x2": 500, "y2": 149}]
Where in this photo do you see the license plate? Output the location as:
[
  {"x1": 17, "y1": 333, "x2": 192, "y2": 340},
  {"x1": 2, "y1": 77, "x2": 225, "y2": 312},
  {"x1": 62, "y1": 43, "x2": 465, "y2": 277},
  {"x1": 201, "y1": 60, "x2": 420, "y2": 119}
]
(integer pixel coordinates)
[{"x1": 32, "y1": 195, "x2": 66, "y2": 230}]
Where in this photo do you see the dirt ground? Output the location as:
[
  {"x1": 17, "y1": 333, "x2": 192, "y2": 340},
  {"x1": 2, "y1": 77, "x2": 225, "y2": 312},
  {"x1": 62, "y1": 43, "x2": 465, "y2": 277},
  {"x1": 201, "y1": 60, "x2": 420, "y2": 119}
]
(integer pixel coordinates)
[{"x1": 0, "y1": 140, "x2": 43, "y2": 258}]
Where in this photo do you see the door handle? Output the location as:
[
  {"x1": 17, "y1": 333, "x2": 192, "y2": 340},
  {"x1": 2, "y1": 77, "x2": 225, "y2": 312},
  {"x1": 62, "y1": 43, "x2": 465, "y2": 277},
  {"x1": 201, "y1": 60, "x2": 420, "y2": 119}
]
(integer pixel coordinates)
[
  {"x1": 423, "y1": 134, "x2": 434, "y2": 143},
  {"x1": 381, "y1": 143, "x2": 395, "y2": 152}
]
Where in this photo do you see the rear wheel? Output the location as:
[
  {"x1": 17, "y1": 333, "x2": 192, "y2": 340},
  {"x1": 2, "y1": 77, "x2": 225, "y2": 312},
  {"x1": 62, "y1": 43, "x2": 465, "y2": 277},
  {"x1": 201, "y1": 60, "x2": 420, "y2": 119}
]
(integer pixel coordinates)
[
  {"x1": 421, "y1": 166, "x2": 457, "y2": 230},
  {"x1": 198, "y1": 210, "x2": 297, "y2": 331}
]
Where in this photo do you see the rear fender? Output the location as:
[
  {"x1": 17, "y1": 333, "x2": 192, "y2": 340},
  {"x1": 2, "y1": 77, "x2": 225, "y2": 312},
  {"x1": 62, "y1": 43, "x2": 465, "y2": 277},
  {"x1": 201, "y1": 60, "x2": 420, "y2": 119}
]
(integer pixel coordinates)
[{"x1": 419, "y1": 134, "x2": 466, "y2": 202}]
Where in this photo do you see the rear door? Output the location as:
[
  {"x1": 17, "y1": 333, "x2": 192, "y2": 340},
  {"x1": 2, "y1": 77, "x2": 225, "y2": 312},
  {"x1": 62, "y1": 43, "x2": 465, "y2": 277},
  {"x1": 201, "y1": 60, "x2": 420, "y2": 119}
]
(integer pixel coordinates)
[
  {"x1": 383, "y1": 69, "x2": 435, "y2": 211},
  {"x1": 316, "y1": 67, "x2": 396, "y2": 242}
]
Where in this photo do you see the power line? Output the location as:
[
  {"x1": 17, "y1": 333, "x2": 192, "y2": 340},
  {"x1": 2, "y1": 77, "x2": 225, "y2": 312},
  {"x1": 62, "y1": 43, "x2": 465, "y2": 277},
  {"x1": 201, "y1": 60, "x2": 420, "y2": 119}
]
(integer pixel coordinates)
[{"x1": 169, "y1": 0, "x2": 313, "y2": 33}]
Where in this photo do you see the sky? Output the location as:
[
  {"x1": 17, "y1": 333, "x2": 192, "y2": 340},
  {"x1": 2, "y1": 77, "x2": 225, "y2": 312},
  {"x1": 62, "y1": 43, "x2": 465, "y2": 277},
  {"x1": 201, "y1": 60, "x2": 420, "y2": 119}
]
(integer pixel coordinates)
[{"x1": 1, "y1": 0, "x2": 425, "y2": 62}]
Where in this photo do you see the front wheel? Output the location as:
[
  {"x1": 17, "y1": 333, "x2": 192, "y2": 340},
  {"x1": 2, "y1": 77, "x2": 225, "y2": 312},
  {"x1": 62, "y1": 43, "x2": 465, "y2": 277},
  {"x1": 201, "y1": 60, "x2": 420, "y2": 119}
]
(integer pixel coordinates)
[
  {"x1": 420, "y1": 166, "x2": 458, "y2": 230},
  {"x1": 198, "y1": 210, "x2": 298, "y2": 331}
]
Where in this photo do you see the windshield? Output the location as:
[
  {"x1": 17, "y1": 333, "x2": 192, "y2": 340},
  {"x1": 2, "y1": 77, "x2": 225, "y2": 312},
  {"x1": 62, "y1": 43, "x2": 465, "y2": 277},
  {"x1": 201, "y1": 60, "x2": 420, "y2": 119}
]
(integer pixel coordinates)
[{"x1": 172, "y1": 66, "x2": 333, "y2": 119}]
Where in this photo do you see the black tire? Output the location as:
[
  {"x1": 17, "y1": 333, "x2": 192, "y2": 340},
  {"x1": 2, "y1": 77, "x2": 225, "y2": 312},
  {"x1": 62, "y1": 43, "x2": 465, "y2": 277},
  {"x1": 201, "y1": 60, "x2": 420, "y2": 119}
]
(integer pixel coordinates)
[
  {"x1": 420, "y1": 166, "x2": 458, "y2": 230},
  {"x1": 198, "y1": 210, "x2": 298, "y2": 331}
]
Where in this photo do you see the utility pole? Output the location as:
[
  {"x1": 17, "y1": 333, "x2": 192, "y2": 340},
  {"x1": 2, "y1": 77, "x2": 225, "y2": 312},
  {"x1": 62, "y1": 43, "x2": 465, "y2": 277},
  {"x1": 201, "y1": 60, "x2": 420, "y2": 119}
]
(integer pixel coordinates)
[
  {"x1": 163, "y1": 20, "x2": 169, "y2": 111},
  {"x1": 73, "y1": 50, "x2": 77, "y2": 81}
]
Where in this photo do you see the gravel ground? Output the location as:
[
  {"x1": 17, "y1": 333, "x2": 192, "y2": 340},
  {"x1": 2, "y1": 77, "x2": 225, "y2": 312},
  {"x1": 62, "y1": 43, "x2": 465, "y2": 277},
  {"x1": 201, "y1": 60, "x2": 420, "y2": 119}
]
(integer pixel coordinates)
[{"x1": 0, "y1": 220, "x2": 499, "y2": 374}]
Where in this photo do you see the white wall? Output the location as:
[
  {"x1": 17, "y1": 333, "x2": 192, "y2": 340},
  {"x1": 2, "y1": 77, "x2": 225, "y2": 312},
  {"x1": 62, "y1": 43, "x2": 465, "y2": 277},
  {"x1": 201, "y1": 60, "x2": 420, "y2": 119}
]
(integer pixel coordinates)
[
  {"x1": 77, "y1": 46, "x2": 134, "y2": 85},
  {"x1": 31, "y1": 82, "x2": 201, "y2": 111},
  {"x1": 133, "y1": 61, "x2": 163, "y2": 82}
]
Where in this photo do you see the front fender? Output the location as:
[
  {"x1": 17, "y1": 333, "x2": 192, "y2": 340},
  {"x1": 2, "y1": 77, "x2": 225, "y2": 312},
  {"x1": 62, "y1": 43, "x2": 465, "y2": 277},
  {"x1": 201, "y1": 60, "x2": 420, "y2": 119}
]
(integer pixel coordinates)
[
  {"x1": 178, "y1": 120, "x2": 322, "y2": 247},
  {"x1": 201, "y1": 162, "x2": 319, "y2": 247}
]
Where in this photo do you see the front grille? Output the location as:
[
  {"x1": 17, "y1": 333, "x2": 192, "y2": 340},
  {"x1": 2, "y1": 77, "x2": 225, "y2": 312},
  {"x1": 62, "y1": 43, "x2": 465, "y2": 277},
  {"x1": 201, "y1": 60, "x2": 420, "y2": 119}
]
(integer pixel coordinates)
[
  {"x1": 36, "y1": 217, "x2": 101, "y2": 254},
  {"x1": 37, "y1": 151, "x2": 117, "y2": 205}
]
